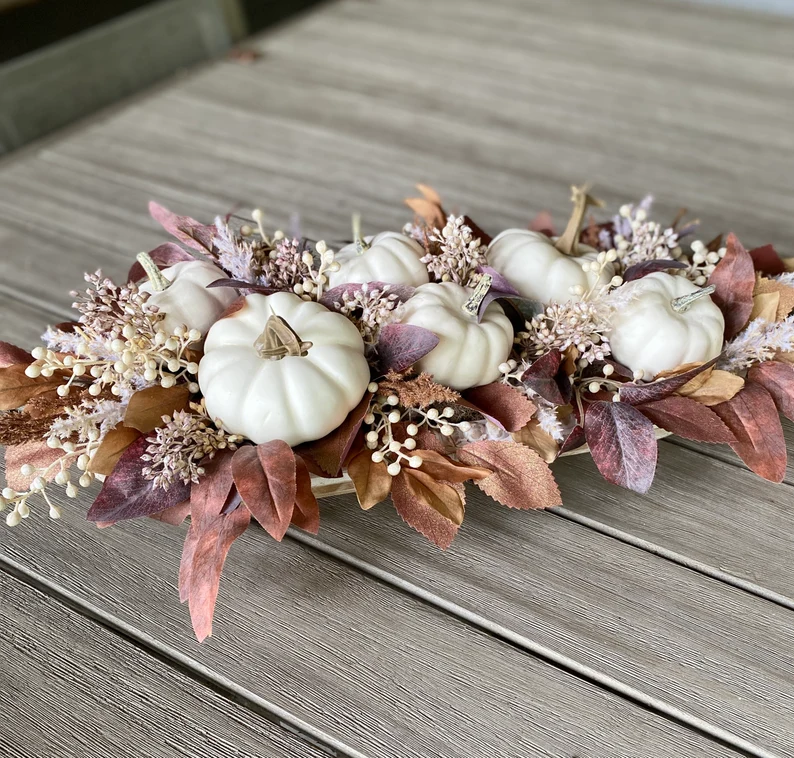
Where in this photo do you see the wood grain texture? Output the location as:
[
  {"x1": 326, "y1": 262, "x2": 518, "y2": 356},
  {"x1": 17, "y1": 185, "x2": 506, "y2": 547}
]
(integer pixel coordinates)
[{"x1": 0, "y1": 573, "x2": 327, "y2": 758}]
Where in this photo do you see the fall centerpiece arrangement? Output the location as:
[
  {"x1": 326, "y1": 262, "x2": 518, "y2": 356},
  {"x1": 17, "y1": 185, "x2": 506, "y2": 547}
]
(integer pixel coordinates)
[{"x1": 2, "y1": 185, "x2": 793, "y2": 640}]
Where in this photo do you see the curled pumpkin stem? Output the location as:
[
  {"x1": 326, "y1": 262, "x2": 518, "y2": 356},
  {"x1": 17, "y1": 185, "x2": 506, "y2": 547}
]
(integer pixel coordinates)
[
  {"x1": 671, "y1": 284, "x2": 716, "y2": 313},
  {"x1": 255, "y1": 315, "x2": 312, "y2": 359},
  {"x1": 136, "y1": 251, "x2": 171, "y2": 292}
]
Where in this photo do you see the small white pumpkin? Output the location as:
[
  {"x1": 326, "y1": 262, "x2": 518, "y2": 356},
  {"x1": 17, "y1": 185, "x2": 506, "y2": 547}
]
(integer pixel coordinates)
[
  {"x1": 396, "y1": 282, "x2": 514, "y2": 390},
  {"x1": 487, "y1": 229, "x2": 614, "y2": 305},
  {"x1": 609, "y1": 272, "x2": 725, "y2": 380},
  {"x1": 326, "y1": 232, "x2": 429, "y2": 289},
  {"x1": 199, "y1": 292, "x2": 370, "y2": 446},
  {"x1": 138, "y1": 256, "x2": 237, "y2": 336}
]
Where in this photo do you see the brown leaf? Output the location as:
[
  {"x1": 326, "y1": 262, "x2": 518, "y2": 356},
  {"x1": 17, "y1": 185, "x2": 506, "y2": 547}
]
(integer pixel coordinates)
[
  {"x1": 707, "y1": 233, "x2": 756, "y2": 338},
  {"x1": 748, "y1": 243, "x2": 785, "y2": 277},
  {"x1": 0, "y1": 364, "x2": 64, "y2": 411},
  {"x1": 402, "y1": 468, "x2": 465, "y2": 525},
  {"x1": 637, "y1": 396, "x2": 734, "y2": 443},
  {"x1": 296, "y1": 393, "x2": 372, "y2": 477},
  {"x1": 87, "y1": 424, "x2": 142, "y2": 475},
  {"x1": 749, "y1": 291, "x2": 780, "y2": 322},
  {"x1": 677, "y1": 369, "x2": 744, "y2": 406},
  {"x1": 124, "y1": 385, "x2": 191, "y2": 433},
  {"x1": 753, "y1": 276, "x2": 794, "y2": 321},
  {"x1": 0, "y1": 342, "x2": 32, "y2": 368},
  {"x1": 463, "y1": 382, "x2": 537, "y2": 432},
  {"x1": 457, "y1": 440, "x2": 562, "y2": 509},
  {"x1": 291, "y1": 456, "x2": 320, "y2": 533},
  {"x1": 232, "y1": 442, "x2": 296, "y2": 541},
  {"x1": 410, "y1": 449, "x2": 491, "y2": 483},
  {"x1": 390, "y1": 471, "x2": 460, "y2": 549},
  {"x1": 347, "y1": 449, "x2": 392, "y2": 510},
  {"x1": 712, "y1": 383, "x2": 787, "y2": 482},
  {"x1": 511, "y1": 420, "x2": 559, "y2": 463},
  {"x1": 584, "y1": 402, "x2": 658, "y2": 494},
  {"x1": 748, "y1": 361, "x2": 794, "y2": 422},
  {"x1": 4, "y1": 441, "x2": 64, "y2": 490}
]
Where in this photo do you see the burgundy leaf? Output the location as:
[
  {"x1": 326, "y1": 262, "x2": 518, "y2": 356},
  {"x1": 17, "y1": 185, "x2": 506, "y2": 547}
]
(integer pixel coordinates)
[
  {"x1": 748, "y1": 361, "x2": 794, "y2": 421},
  {"x1": 206, "y1": 278, "x2": 275, "y2": 294},
  {"x1": 376, "y1": 323, "x2": 439, "y2": 373},
  {"x1": 462, "y1": 215, "x2": 492, "y2": 246},
  {"x1": 296, "y1": 392, "x2": 372, "y2": 477},
  {"x1": 707, "y1": 233, "x2": 756, "y2": 339},
  {"x1": 529, "y1": 210, "x2": 555, "y2": 237},
  {"x1": 127, "y1": 242, "x2": 195, "y2": 282},
  {"x1": 0, "y1": 342, "x2": 32, "y2": 369},
  {"x1": 87, "y1": 437, "x2": 190, "y2": 521},
  {"x1": 476, "y1": 266, "x2": 520, "y2": 297},
  {"x1": 520, "y1": 349, "x2": 572, "y2": 405},
  {"x1": 712, "y1": 383, "x2": 787, "y2": 482},
  {"x1": 637, "y1": 396, "x2": 735, "y2": 443},
  {"x1": 231, "y1": 442, "x2": 296, "y2": 541},
  {"x1": 619, "y1": 357, "x2": 718, "y2": 405},
  {"x1": 291, "y1": 456, "x2": 320, "y2": 534},
  {"x1": 149, "y1": 201, "x2": 216, "y2": 254},
  {"x1": 748, "y1": 243, "x2": 785, "y2": 277},
  {"x1": 390, "y1": 470, "x2": 459, "y2": 549},
  {"x1": 584, "y1": 401, "x2": 658, "y2": 493},
  {"x1": 560, "y1": 425, "x2": 586, "y2": 454},
  {"x1": 463, "y1": 382, "x2": 536, "y2": 432},
  {"x1": 622, "y1": 259, "x2": 688, "y2": 282},
  {"x1": 320, "y1": 281, "x2": 415, "y2": 309}
]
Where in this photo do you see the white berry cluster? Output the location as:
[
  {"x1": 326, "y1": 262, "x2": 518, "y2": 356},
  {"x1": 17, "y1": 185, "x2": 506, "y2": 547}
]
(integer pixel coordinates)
[{"x1": 681, "y1": 240, "x2": 727, "y2": 285}]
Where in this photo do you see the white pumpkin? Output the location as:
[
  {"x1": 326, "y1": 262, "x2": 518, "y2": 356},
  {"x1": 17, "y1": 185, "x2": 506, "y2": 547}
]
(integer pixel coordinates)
[
  {"x1": 326, "y1": 232, "x2": 429, "y2": 289},
  {"x1": 396, "y1": 282, "x2": 513, "y2": 390},
  {"x1": 199, "y1": 292, "x2": 370, "y2": 446},
  {"x1": 487, "y1": 229, "x2": 614, "y2": 305},
  {"x1": 139, "y1": 259, "x2": 237, "y2": 336},
  {"x1": 609, "y1": 272, "x2": 725, "y2": 380}
]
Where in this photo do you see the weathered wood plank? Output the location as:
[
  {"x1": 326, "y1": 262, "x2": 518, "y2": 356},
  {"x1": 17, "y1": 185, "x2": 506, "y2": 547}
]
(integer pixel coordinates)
[
  {"x1": 0, "y1": 573, "x2": 328, "y2": 758},
  {"x1": 0, "y1": 296, "x2": 787, "y2": 755}
]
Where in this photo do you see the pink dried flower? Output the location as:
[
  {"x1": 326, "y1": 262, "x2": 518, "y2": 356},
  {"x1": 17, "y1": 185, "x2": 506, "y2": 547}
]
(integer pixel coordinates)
[{"x1": 719, "y1": 316, "x2": 794, "y2": 372}]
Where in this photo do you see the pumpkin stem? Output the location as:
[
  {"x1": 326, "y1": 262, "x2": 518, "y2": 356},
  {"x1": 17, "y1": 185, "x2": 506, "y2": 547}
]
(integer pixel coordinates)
[
  {"x1": 255, "y1": 315, "x2": 313, "y2": 359},
  {"x1": 554, "y1": 184, "x2": 605, "y2": 256},
  {"x1": 671, "y1": 284, "x2": 716, "y2": 313},
  {"x1": 461, "y1": 273, "x2": 493, "y2": 318},
  {"x1": 352, "y1": 213, "x2": 369, "y2": 254},
  {"x1": 136, "y1": 252, "x2": 171, "y2": 292}
]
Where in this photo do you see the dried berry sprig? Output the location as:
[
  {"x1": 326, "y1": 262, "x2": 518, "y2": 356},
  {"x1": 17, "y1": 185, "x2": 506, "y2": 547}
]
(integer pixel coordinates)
[
  {"x1": 680, "y1": 239, "x2": 728, "y2": 285},
  {"x1": 330, "y1": 284, "x2": 404, "y2": 345},
  {"x1": 421, "y1": 215, "x2": 485, "y2": 286},
  {"x1": 141, "y1": 401, "x2": 243, "y2": 489}
]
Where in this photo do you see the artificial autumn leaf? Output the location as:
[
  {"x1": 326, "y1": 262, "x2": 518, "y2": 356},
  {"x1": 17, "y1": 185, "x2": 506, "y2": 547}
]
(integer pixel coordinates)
[
  {"x1": 707, "y1": 233, "x2": 756, "y2": 339},
  {"x1": 748, "y1": 243, "x2": 785, "y2": 277},
  {"x1": 87, "y1": 437, "x2": 190, "y2": 521},
  {"x1": 124, "y1": 385, "x2": 191, "y2": 433},
  {"x1": 149, "y1": 201, "x2": 216, "y2": 254},
  {"x1": 375, "y1": 323, "x2": 440, "y2": 374},
  {"x1": 231, "y1": 442, "x2": 296, "y2": 541},
  {"x1": 584, "y1": 401, "x2": 658, "y2": 494},
  {"x1": 748, "y1": 361, "x2": 794, "y2": 422},
  {"x1": 127, "y1": 242, "x2": 194, "y2": 283},
  {"x1": 291, "y1": 456, "x2": 320, "y2": 533},
  {"x1": 520, "y1": 349, "x2": 572, "y2": 405},
  {"x1": 712, "y1": 383, "x2": 787, "y2": 483},
  {"x1": 622, "y1": 259, "x2": 688, "y2": 282},
  {"x1": 619, "y1": 357, "x2": 718, "y2": 405},
  {"x1": 150, "y1": 500, "x2": 191, "y2": 526},
  {"x1": 181, "y1": 455, "x2": 250, "y2": 641},
  {"x1": 463, "y1": 382, "x2": 536, "y2": 432},
  {"x1": 511, "y1": 420, "x2": 559, "y2": 463},
  {"x1": 0, "y1": 342, "x2": 32, "y2": 369},
  {"x1": 405, "y1": 185, "x2": 446, "y2": 230},
  {"x1": 401, "y1": 468, "x2": 465, "y2": 525},
  {"x1": 529, "y1": 210, "x2": 555, "y2": 236},
  {"x1": 462, "y1": 215, "x2": 493, "y2": 247},
  {"x1": 416, "y1": 183, "x2": 443, "y2": 206},
  {"x1": 87, "y1": 424, "x2": 141, "y2": 476},
  {"x1": 296, "y1": 392, "x2": 372, "y2": 477},
  {"x1": 636, "y1": 396, "x2": 734, "y2": 443},
  {"x1": 390, "y1": 470, "x2": 459, "y2": 549},
  {"x1": 753, "y1": 276, "x2": 794, "y2": 321},
  {"x1": 560, "y1": 424, "x2": 586, "y2": 454},
  {"x1": 0, "y1": 364, "x2": 65, "y2": 411},
  {"x1": 750, "y1": 292, "x2": 780, "y2": 322},
  {"x1": 4, "y1": 441, "x2": 63, "y2": 490},
  {"x1": 410, "y1": 449, "x2": 490, "y2": 483},
  {"x1": 457, "y1": 440, "x2": 562, "y2": 510},
  {"x1": 347, "y1": 448, "x2": 392, "y2": 509},
  {"x1": 677, "y1": 369, "x2": 744, "y2": 406}
]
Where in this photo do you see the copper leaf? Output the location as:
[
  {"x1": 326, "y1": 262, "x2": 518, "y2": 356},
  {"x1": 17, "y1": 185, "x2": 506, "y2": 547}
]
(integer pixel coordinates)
[
  {"x1": 636, "y1": 396, "x2": 734, "y2": 443},
  {"x1": 124, "y1": 385, "x2": 191, "y2": 433},
  {"x1": 707, "y1": 233, "x2": 756, "y2": 339},
  {"x1": 748, "y1": 361, "x2": 794, "y2": 421},
  {"x1": 4, "y1": 441, "x2": 64, "y2": 490},
  {"x1": 390, "y1": 471, "x2": 460, "y2": 549},
  {"x1": 0, "y1": 364, "x2": 64, "y2": 411},
  {"x1": 584, "y1": 401, "x2": 658, "y2": 493},
  {"x1": 291, "y1": 456, "x2": 320, "y2": 534},
  {"x1": 463, "y1": 382, "x2": 536, "y2": 432},
  {"x1": 347, "y1": 449, "x2": 393, "y2": 510},
  {"x1": 87, "y1": 424, "x2": 142, "y2": 476},
  {"x1": 149, "y1": 201, "x2": 216, "y2": 255},
  {"x1": 0, "y1": 342, "x2": 32, "y2": 369},
  {"x1": 410, "y1": 449, "x2": 491, "y2": 483}
]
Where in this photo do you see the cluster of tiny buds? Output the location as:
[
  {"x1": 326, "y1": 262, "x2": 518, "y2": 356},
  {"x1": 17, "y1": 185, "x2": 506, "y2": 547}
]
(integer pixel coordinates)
[
  {"x1": 289, "y1": 240, "x2": 340, "y2": 300},
  {"x1": 25, "y1": 324, "x2": 201, "y2": 396},
  {"x1": 569, "y1": 250, "x2": 623, "y2": 299},
  {"x1": 685, "y1": 240, "x2": 727, "y2": 286}
]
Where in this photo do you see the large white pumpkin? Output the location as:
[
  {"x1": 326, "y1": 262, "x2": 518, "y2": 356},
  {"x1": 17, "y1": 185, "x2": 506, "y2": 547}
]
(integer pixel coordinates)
[
  {"x1": 326, "y1": 232, "x2": 429, "y2": 289},
  {"x1": 609, "y1": 272, "x2": 725, "y2": 380},
  {"x1": 139, "y1": 260, "x2": 236, "y2": 336},
  {"x1": 199, "y1": 292, "x2": 370, "y2": 446},
  {"x1": 396, "y1": 282, "x2": 513, "y2": 390},
  {"x1": 487, "y1": 229, "x2": 614, "y2": 305}
]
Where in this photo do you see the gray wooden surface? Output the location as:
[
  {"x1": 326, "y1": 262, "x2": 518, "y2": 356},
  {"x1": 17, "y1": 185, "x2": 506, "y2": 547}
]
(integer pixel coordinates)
[{"x1": 1, "y1": 0, "x2": 794, "y2": 756}]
